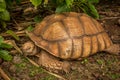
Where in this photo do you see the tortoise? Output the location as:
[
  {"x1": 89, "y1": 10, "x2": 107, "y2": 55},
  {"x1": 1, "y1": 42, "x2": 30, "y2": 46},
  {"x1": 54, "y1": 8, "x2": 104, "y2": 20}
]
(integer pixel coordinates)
[{"x1": 22, "y1": 12, "x2": 120, "y2": 72}]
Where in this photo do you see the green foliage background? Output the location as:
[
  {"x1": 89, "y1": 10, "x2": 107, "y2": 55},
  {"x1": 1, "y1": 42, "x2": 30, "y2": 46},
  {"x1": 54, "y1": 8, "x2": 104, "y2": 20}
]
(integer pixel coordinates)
[
  {"x1": 0, "y1": 36, "x2": 13, "y2": 61},
  {"x1": 30, "y1": 0, "x2": 99, "y2": 19},
  {"x1": 0, "y1": 0, "x2": 10, "y2": 28}
]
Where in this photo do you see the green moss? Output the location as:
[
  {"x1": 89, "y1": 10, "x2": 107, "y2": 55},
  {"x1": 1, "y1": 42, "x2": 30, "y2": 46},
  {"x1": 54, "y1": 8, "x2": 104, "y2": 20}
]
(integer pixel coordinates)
[
  {"x1": 96, "y1": 59, "x2": 104, "y2": 65},
  {"x1": 107, "y1": 73, "x2": 120, "y2": 79},
  {"x1": 29, "y1": 66, "x2": 45, "y2": 77},
  {"x1": 81, "y1": 58, "x2": 89, "y2": 64},
  {"x1": 40, "y1": 75, "x2": 56, "y2": 80}
]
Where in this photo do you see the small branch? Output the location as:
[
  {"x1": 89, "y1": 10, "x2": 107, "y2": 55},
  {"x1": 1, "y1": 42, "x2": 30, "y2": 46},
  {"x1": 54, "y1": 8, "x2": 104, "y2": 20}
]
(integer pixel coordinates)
[
  {"x1": 101, "y1": 17, "x2": 120, "y2": 20},
  {"x1": 26, "y1": 57, "x2": 39, "y2": 67},
  {"x1": 12, "y1": 17, "x2": 21, "y2": 29},
  {"x1": 21, "y1": 1, "x2": 30, "y2": 4},
  {"x1": 4, "y1": 40, "x2": 23, "y2": 54},
  {"x1": 0, "y1": 30, "x2": 26, "y2": 37},
  {"x1": 0, "y1": 67, "x2": 11, "y2": 80}
]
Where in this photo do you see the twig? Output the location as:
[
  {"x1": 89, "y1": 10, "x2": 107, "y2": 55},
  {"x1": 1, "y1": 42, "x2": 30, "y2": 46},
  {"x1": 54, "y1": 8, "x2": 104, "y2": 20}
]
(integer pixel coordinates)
[
  {"x1": 12, "y1": 18, "x2": 36, "y2": 30},
  {"x1": 12, "y1": 17, "x2": 21, "y2": 29},
  {"x1": 0, "y1": 67, "x2": 11, "y2": 80},
  {"x1": 26, "y1": 57, "x2": 39, "y2": 67},
  {"x1": 0, "y1": 30, "x2": 26, "y2": 37},
  {"x1": 4, "y1": 40, "x2": 23, "y2": 54},
  {"x1": 21, "y1": 1, "x2": 30, "y2": 4},
  {"x1": 16, "y1": 22, "x2": 36, "y2": 27},
  {"x1": 101, "y1": 17, "x2": 120, "y2": 20},
  {"x1": 26, "y1": 57, "x2": 67, "y2": 80}
]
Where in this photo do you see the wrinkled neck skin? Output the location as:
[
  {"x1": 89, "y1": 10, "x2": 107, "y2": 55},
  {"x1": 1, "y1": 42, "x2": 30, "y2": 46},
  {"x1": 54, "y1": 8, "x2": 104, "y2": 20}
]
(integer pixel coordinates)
[{"x1": 22, "y1": 41, "x2": 39, "y2": 56}]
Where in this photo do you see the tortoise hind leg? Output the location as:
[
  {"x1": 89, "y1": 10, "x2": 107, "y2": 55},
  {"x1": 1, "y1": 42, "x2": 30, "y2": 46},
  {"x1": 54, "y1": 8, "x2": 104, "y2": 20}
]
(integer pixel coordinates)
[
  {"x1": 38, "y1": 50, "x2": 71, "y2": 73},
  {"x1": 104, "y1": 44, "x2": 120, "y2": 55}
]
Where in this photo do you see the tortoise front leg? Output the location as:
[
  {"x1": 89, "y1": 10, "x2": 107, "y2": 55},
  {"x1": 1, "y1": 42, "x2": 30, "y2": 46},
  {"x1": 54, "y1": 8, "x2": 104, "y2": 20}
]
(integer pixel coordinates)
[{"x1": 37, "y1": 50, "x2": 71, "y2": 73}]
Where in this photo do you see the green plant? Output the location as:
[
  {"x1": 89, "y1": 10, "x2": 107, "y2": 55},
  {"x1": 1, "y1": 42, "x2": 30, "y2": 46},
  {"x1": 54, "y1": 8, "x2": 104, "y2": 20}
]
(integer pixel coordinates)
[
  {"x1": 6, "y1": 30, "x2": 20, "y2": 41},
  {"x1": 30, "y1": 0, "x2": 99, "y2": 19},
  {"x1": 41, "y1": 75, "x2": 56, "y2": 80},
  {"x1": 0, "y1": 0, "x2": 10, "y2": 28},
  {"x1": 73, "y1": 0, "x2": 99, "y2": 19},
  {"x1": 0, "y1": 0, "x2": 21, "y2": 28},
  {"x1": 81, "y1": 58, "x2": 88, "y2": 64},
  {"x1": 96, "y1": 59, "x2": 104, "y2": 65},
  {"x1": 0, "y1": 36, "x2": 13, "y2": 61}
]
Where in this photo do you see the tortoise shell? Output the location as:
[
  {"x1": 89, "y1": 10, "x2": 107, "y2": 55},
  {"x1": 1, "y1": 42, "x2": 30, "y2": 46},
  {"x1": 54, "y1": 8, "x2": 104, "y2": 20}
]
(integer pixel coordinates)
[{"x1": 27, "y1": 12, "x2": 113, "y2": 59}]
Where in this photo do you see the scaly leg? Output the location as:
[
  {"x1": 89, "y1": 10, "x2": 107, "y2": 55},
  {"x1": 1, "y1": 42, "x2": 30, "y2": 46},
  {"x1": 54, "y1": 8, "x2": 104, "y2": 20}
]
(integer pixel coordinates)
[
  {"x1": 104, "y1": 44, "x2": 120, "y2": 55},
  {"x1": 37, "y1": 50, "x2": 71, "y2": 73}
]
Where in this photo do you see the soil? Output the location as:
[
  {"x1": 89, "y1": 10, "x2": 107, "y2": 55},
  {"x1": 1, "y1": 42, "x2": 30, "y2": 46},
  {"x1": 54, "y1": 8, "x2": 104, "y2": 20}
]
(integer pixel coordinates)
[{"x1": 0, "y1": 0, "x2": 120, "y2": 80}]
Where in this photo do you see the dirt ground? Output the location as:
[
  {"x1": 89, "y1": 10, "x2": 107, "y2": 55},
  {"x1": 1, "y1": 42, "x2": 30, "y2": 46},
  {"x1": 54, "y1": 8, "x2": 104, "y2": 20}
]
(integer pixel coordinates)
[{"x1": 0, "y1": 0, "x2": 120, "y2": 80}]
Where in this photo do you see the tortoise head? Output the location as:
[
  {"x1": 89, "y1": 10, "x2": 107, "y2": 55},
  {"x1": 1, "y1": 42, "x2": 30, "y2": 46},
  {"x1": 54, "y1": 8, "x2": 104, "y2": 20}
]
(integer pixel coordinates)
[{"x1": 22, "y1": 41, "x2": 38, "y2": 56}]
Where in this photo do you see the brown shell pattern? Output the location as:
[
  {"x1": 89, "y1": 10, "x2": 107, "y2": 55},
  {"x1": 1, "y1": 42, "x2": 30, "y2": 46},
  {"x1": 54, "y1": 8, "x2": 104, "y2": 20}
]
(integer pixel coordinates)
[{"x1": 27, "y1": 12, "x2": 113, "y2": 59}]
